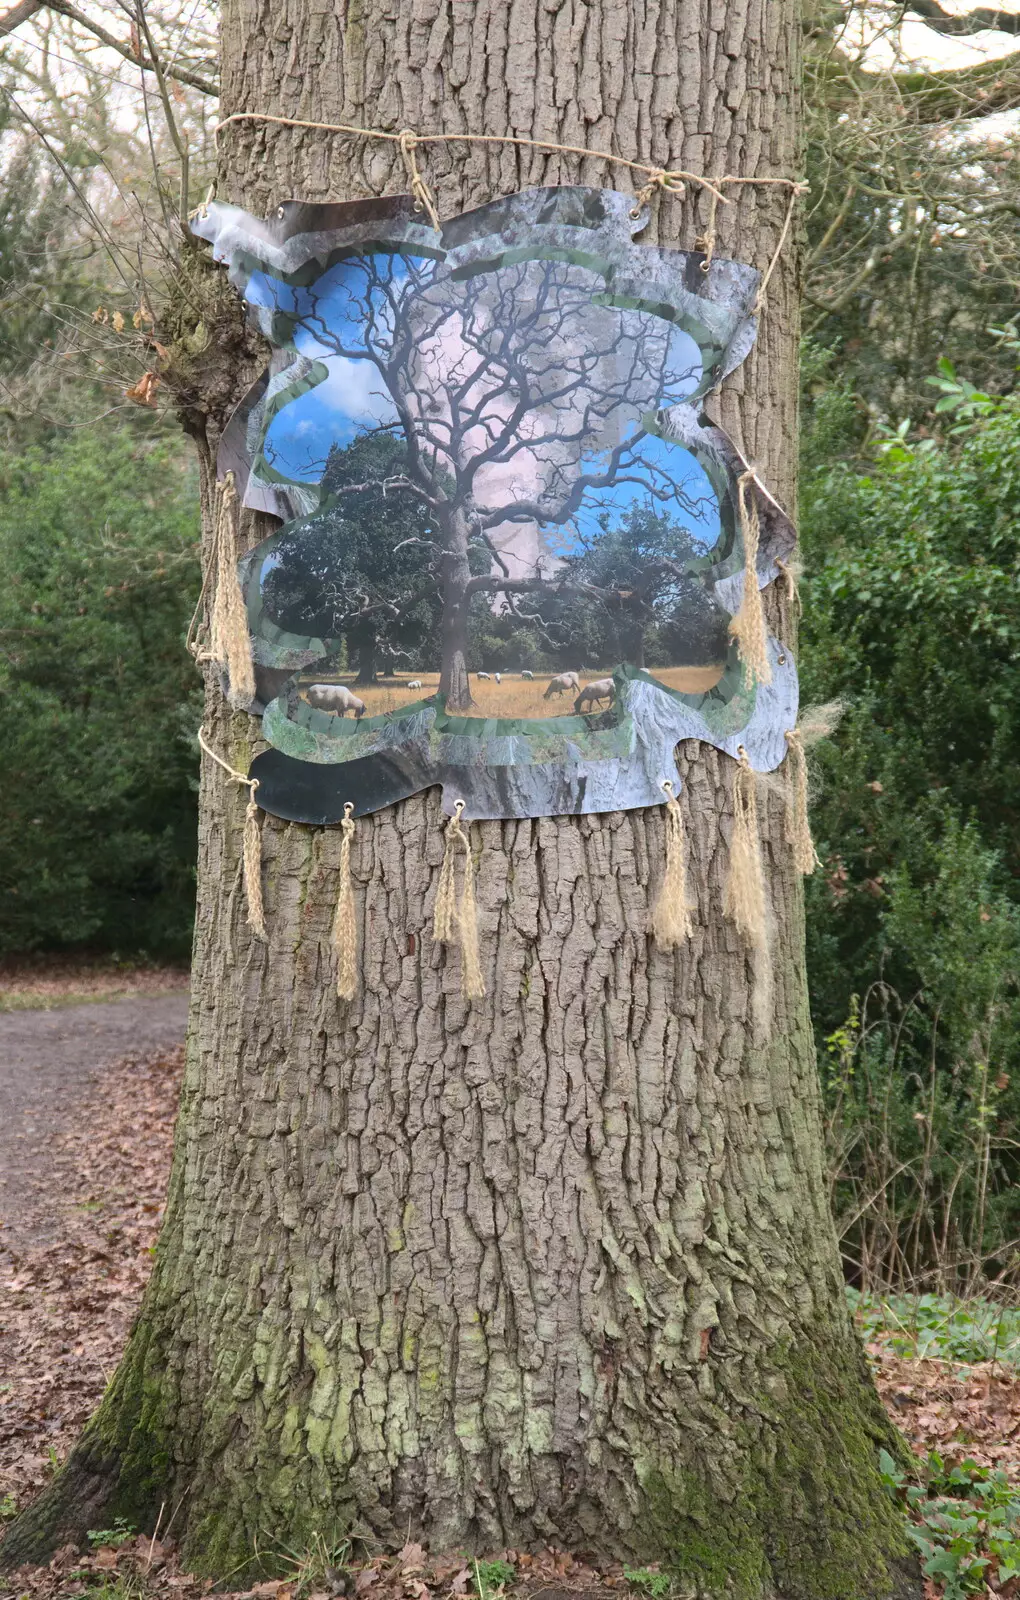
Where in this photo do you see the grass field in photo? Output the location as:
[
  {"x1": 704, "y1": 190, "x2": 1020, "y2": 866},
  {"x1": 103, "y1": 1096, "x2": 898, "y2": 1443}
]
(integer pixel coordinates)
[{"x1": 297, "y1": 665, "x2": 726, "y2": 719}]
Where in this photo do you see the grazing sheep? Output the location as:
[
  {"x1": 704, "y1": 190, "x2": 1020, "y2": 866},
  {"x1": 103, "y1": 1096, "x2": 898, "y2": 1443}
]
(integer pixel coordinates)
[
  {"x1": 305, "y1": 683, "x2": 367, "y2": 719},
  {"x1": 521, "y1": 669, "x2": 534, "y2": 680},
  {"x1": 477, "y1": 671, "x2": 491, "y2": 680},
  {"x1": 574, "y1": 677, "x2": 616, "y2": 713},
  {"x1": 494, "y1": 672, "x2": 502, "y2": 684},
  {"x1": 407, "y1": 679, "x2": 422, "y2": 690},
  {"x1": 543, "y1": 670, "x2": 581, "y2": 700}
]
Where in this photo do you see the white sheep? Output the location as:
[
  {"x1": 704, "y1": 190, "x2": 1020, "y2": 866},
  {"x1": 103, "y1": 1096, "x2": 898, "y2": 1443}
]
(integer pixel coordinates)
[
  {"x1": 521, "y1": 670, "x2": 534, "y2": 680},
  {"x1": 477, "y1": 671, "x2": 491, "y2": 680},
  {"x1": 407, "y1": 679, "x2": 423, "y2": 690},
  {"x1": 305, "y1": 683, "x2": 367, "y2": 719}
]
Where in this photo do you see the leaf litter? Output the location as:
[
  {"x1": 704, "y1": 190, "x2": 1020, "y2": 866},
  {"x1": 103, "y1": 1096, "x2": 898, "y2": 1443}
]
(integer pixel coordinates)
[{"x1": 4, "y1": 1049, "x2": 1020, "y2": 1597}]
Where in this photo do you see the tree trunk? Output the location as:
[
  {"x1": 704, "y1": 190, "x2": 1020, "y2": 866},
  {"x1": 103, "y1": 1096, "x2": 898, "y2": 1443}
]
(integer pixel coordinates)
[
  {"x1": 0, "y1": 2, "x2": 919, "y2": 1596},
  {"x1": 439, "y1": 509, "x2": 476, "y2": 710},
  {"x1": 354, "y1": 640, "x2": 378, "y2": 686}
]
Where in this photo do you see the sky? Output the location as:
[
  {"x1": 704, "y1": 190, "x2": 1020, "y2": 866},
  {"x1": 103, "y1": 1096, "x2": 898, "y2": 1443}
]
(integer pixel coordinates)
[{"x1": 248, "y1": 251, "x2": 720, "y2": 569}]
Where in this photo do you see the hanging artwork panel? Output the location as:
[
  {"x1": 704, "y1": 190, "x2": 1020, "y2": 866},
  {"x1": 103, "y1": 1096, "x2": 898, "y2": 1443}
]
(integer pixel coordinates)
[{"x1": 191, "y1": 185, "x2": 798, "y2": 822}]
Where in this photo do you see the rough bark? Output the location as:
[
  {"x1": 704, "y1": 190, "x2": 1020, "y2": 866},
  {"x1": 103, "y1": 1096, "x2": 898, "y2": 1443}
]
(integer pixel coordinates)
[{"x1": 1, "y1": 1, "x2": 920, "y2": 1596}]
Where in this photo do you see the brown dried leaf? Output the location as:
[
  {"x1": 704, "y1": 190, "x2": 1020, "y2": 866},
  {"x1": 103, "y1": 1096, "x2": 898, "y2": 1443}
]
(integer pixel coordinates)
[{"x1": 125, "y1": 372, "x2": 160, "y2": 409}]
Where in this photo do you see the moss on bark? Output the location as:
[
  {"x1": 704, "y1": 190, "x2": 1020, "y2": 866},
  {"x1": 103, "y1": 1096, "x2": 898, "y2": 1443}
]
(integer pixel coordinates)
[{"x1": 636, "y1": 1330, "x2": 915, "y2": 1599}]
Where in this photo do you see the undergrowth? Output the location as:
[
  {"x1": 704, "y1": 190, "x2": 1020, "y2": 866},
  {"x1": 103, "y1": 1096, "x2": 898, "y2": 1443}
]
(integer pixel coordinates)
[
  {"x1": 850, "y1": 1290, "x2": 1020, "y2": 1368},
  {"x1": 880, "y1": 1451, "x2": 1020, "y2": 1598}
]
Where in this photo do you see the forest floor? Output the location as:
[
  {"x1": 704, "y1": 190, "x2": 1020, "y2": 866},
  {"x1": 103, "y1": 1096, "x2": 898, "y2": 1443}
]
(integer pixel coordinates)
[
  {"x1": 0, "y1": 958, "x2": 189, "y2": 1014},
  {"x1": 3, "y1": 1000, "x2": 1020, "y2": 1600}
]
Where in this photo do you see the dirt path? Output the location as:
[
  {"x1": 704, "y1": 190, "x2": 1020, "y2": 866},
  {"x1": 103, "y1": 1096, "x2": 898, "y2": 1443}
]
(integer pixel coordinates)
[{"x1": 0, "y1": 994, "x2": 189, "y2": 1248}]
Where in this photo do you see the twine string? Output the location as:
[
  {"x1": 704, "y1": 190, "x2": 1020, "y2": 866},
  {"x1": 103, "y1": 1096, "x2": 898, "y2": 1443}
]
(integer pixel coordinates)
[
  {"x1": 724, "y1": 744, "x2": 768, "y2": 952},
  {"x1": 433, "y1": 799, "x2": 485, "y2": 1001},
  {"x1": 730, "y1": 468, "x2": 771, "y2": 688},
  {"x1": 197, "y1": 727, "x2": 267, "y2": 940},
  {"x1": 397, "y1": 128, "x2": 441, "y2": 230},
  {"x1": 333, "y1": 800, "x2": 359, "y2": 1000},
  {"x1": 696, "y1": 187, "x2": 722, "y2": 273},
  {"x1": 651, "y1": 778, "x2": 692, "y2": 948},
  {"x1": 775, "y1": 557, "x2": 802, "y2": 618},
  {"x1": 211, "y1": 114, "x2": 806, "y2": 306}
]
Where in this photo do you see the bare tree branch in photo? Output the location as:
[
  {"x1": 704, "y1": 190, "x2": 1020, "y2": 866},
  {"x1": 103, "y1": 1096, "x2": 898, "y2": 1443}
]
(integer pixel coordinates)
[{"x1": 268, "y1": 250, "x2": 710, "y2": 709}]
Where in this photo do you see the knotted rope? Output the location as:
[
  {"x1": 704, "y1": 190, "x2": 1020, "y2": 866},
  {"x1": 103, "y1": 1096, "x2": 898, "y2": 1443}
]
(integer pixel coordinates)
[
  {"x1": 724, "y1": 745, "x2": 767, "y2": 952},
  {"x1": 197, "y1": 727, "x2": 267, "y2": 941},
  {"x1": 212, "y1": 114, "x2": 807, "y2": 313},
  {"x1": 332, "y1": 801, "x2": 359, "y2": 1000},
  {"x1": 433, "y1": 800, "x2": 485, "y2": 1001},
  {"x1": 397, "y1": 129, "x2": 441, "y2": 230},
  {"x1": 651, "y1": 779, "x2": 692, "y2": 947}
]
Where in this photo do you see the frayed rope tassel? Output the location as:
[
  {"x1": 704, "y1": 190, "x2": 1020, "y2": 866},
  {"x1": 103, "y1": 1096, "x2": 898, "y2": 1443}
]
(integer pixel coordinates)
[
  {"x1": 210, "y1": 471, "x2": 256, "y2": 707},
  {"x1": 729, "y1": 469, "x2": 772, "y2": 688},
  {"x1": 198, "y1": 727, "x2": 267, "y2": 942},
  {"x1": 652, "y1": 779, "x2": 692, "y2": 947},
  {"x1": 333, "y1": 802, "x2": 359, "y2": 1001},
  {"x1": 433, "y1": 799, "x2": 485, "y2": 1001},
  {"x1": 242, "y1": 778, "x2": 268, "y2": 941},
  {"x1": 723, "y1": 745, "x2": 767, "y2": 951},
  {"x1": 784, "y1": 728, "x2": 820, "y2": 876}
]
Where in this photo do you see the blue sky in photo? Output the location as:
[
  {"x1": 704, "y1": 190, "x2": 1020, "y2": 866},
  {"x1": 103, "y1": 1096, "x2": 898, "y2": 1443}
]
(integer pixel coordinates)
[
  {"x1": 248, "y1": 255, "x2": 713, "y2": 502},
  {"x1": 559, "y1": 429, "x2": 720, "y2": 555}
]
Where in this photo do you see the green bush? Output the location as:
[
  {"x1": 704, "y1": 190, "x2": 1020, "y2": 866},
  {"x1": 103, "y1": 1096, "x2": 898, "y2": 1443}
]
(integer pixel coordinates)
[
  {"x1": 801, "y1": 394, "x2": 1020, "y2": 1289},
  {"x1": 0, "y1": 424, "x2": 201, "y2": 956}
]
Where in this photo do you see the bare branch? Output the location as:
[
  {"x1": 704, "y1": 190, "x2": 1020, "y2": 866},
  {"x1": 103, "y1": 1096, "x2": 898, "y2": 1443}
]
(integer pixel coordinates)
[
  {"x1": 0, "y1": 0, "x2": 43, "y2": 36},
  {"x1": 0, "y1": 0, "x2": 218, "y2": 94},
  {"x1": 905, "y1": 0, "x2": 1020, "y2": 37}
]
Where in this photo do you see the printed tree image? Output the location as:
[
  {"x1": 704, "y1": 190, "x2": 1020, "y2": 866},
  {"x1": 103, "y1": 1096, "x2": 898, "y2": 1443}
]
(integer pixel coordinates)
[{"x1": 216, "y1": 216, "x2": 729, "y2": 712}]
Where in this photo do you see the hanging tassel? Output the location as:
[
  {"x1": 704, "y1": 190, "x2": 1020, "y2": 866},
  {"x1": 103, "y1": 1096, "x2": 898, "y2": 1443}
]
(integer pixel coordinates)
[
  {"x1": 784, "y1": 728, "x2": 819, "y2": 876},
  {"x1": 723, "y1": 746, "x2": 767, "y2": 950},
  {"x1": 333, "y1": 802, "x2": 359, "y2": 1001},
  {"x1": 433, "y1": 799, "x2": 485, "y2": 1001},
  {"x1": 652, "y1": 779, "x2": 692, "y2": 947},
  {"x1": 210, "y1": 471, "x2": 256, "y2": 707},
  {"x1": 433, "y1": 806, "x2": 460, "y2": 945},
  {"x1": 775, "y1": 556, "x2": 803, "y2": 618},
  {"x1": 242, "y1": 778, "x2": 268, "y2": 941},
  {"x1": 456, "y1": 834, "x2": 485, "y2": 1001},
  {"x1": 729, "y1": 469, "x2": 772, "y2": 687}
]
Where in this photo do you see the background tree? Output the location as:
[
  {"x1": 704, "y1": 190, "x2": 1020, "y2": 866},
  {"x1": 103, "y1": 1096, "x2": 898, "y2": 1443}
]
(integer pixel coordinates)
[
  {"x1": 261, "y1": 431, "x2": 442, "y2": 685},
  {"x1": 0, "y1": 425, "x2": 200, "y2": 955},
  {"x1": 0, "y1": 3, "x2": 922, "y2": 1597},
  {"x1": 548, "y1": 504, "x2": 726, "y2": 671},
  {"x1": 804, "y1": 0, "x2": 1020, "y2": 424}
]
